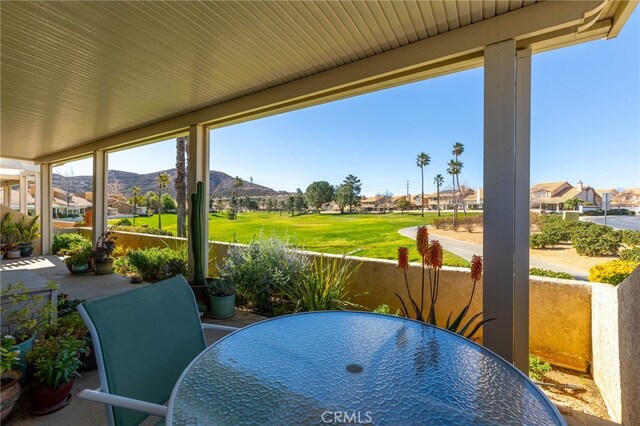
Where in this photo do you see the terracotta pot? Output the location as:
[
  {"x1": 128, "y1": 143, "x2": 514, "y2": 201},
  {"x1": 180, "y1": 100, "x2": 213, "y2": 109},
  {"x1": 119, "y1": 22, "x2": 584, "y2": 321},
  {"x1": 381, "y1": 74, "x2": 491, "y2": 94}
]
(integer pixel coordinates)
[
  {"x1": 29, "y1": 379, "x2": 74, "y2": 412},
  {"x1": 94, "y1": 258, "x2": 114, "y2": 275},
  {"x1": 1, "y1": 371, "x2": 22, "y2": 422}
]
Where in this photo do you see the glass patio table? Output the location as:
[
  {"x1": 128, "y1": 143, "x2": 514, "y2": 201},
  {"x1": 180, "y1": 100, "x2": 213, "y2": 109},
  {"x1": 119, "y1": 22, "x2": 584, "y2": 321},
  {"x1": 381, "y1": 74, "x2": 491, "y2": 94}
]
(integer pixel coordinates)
[{"x1": 167, "y1": 311, "x2": 565, "y2": 426}]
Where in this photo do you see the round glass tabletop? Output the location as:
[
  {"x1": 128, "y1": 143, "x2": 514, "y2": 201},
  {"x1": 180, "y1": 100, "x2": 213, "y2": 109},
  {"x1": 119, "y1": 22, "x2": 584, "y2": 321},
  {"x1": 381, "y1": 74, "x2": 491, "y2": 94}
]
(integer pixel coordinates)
[{"x1": 168, "y1": 311, "x2": 564, "y2": 425}]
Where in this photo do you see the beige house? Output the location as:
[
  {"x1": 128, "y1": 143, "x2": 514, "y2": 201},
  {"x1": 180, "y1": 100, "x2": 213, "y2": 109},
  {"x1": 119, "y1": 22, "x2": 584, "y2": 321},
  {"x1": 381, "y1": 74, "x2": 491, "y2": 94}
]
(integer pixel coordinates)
[
  {"x1": 464, "y1": 188, "x2": 484, "y2": 210},
  {"x1": 530, "y1": 181, "x2": 600, "y2": 211},
  {"x1": 612, "y1": 188, "x2": 640, "y2": 211}
]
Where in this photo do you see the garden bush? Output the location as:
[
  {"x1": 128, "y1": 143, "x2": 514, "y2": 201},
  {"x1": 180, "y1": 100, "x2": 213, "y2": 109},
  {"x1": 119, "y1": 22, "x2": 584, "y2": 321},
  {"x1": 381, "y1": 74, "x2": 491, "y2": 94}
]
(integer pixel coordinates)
[
  {"x1": 529, "y1": 355, "x2": 552, "y2": 381},
  {"x1": 529, "y1": 268, "x2": 574, "y2": 280},
  {"x1": 431, "y1": 218, "x2": 448, "y2": 230},
  {"x1": 620, "y1": 247, "x2": 640, "y2": 262},
  {"x1": 115, "y1": 218, "x2": 132, "y2": 226},
  {"x1": 589, "y1": 260, "x2": 639, "y2": 285},
  {"x1": 116, "y1": 247, "x2": 186, "y2": 281},
  {"x1": 114, "y1": 225, "x2": 173, "y2": 236},
  {"x1": 277, "y1": 256, "x2": 360, "y2": 313},
  {"x1": 621, "y1": 230, "x2": 640, "y2": 247},
  {"x1": 529, "y1": 232, "x2": 560, "y2": 249},
  {"x1": 51, "y1": 233, "x2": 91, "y2": 255},
  {"x1": 461, "y1": 217, "x2": 475, "y2": 233},
  {"x1": 572, "y1": 223, "x2": 621, "y2": 256},
  {"x1": 218, "y1": 235, "x2": 310, "y2": 315}
]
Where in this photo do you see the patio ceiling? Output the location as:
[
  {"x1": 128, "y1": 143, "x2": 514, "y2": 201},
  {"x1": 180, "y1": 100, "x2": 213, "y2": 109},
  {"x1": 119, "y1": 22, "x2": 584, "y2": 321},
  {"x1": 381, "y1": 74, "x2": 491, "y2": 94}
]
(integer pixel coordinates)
[{"x1": 0, "y1": 0, "x2": 635, "y2": 163}]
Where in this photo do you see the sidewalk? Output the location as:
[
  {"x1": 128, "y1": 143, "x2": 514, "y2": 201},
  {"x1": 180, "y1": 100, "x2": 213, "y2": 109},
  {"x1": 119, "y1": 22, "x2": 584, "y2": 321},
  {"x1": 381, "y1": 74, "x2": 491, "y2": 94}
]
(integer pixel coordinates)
[{"x1": 398, "y1": 226, "x2": 589, "y2": 280}]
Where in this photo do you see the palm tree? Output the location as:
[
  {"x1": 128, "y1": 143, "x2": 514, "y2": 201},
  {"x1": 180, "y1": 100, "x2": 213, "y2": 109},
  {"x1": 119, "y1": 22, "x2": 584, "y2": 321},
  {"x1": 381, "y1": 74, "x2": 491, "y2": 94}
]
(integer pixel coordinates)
[
  {"x1": 447, "y1": 160, "x2": 461, "y2": 226},
  {"x1": 156, "y1": 172, "x2": 171, "y2": 229},
  {"x1": 175, "y1": 136, "x2": 188, "y2": 238},
  {"x1": 452, "y1": 142, "x2": 466, "y2": 215},
  {"x1": 416, "y1": 152, "x2": 431, "y2": 217},
  {"x1": 129, "y1": 186, "x2": 142, "y2": 225},
  {"x1": 433, "y1": 174, "x2": 444, "y2": 217}
]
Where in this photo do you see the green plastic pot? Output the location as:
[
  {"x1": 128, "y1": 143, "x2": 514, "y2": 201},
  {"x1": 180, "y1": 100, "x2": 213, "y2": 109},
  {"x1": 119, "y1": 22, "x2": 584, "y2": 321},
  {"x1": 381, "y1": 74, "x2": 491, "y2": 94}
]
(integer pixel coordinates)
[{"x1": 209, "y1": 294, "x2": 236, "y2": 319}]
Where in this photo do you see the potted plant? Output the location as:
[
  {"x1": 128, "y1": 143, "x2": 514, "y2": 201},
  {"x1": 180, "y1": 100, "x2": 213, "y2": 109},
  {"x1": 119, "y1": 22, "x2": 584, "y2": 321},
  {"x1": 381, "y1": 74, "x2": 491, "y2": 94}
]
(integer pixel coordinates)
[
  {"x1": 91, "y1": 227, "x2": 117, "y2": 274},
  {"x1": 18, "y1": 214, "x2": 40, "y2": 257},
  {"x1": 1, "y1": 224, "x2": 22, "y2": 259},
  {"x1": 61, "y1": 241, "x2": 93, "y2": 274},
  {"x1": 0, "y1": 281, "x2": 58, "y2": 381},
  {"x1": 27, "y1": 335, "x2": 85, "y2": 414},
  {"x1": 1, "y1": 335, "x2": 22, "y2": 422},
  {"x1": 205, "y1": 277, "x2": 236, "y2": 319}
]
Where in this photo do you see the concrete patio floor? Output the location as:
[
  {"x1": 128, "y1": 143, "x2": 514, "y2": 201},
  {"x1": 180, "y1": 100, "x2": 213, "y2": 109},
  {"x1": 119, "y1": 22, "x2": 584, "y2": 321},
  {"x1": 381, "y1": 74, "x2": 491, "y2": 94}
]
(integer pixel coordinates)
[
  {"x1": 1, "y1": 255, "x2": 264, "y2": 426},
  {"x1": 0, "y1": 256, "x2": 617, "y2": 426}
]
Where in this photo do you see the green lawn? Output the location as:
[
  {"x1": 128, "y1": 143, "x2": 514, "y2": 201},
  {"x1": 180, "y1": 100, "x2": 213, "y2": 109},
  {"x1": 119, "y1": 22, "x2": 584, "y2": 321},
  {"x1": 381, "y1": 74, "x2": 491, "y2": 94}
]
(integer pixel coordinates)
[{"x1": 112, "y1": 211, "x2": 470, "y2": 267}]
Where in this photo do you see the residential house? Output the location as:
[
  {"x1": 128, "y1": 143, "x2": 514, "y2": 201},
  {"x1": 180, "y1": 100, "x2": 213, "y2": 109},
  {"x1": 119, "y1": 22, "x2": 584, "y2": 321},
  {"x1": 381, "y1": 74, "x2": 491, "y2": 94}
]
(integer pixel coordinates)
[
  {"x1": 612, "y1": 188, "x2": 640, "y2": 211},
  {"x1": 530, "y1": 181, "x2": 601, "y2": 211},
  {"x1": 464, "y1": 188, "x2": 484, "y2": 210}
]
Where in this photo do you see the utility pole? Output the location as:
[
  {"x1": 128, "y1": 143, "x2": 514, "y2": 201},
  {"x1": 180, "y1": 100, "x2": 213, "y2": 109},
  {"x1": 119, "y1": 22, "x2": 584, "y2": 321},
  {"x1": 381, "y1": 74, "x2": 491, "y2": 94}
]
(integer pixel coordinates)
[{"x1": 406, "y1": 180, "x2": 410, "y2": 200}]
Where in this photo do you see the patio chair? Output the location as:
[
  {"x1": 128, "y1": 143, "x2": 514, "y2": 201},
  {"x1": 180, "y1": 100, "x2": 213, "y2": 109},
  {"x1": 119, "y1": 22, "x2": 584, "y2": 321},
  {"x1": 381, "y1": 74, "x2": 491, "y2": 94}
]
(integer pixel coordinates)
[{"x1": 77, "y1": 275, "x2": 239, "y2": 426}]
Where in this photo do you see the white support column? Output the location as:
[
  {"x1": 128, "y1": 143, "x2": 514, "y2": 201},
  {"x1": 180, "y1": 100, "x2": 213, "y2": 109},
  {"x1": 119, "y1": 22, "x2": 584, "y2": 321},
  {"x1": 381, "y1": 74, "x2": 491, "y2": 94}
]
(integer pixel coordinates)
[
  {"x1": 483, "y1": 40, "x2": 531, "y2": 372},
  {"x1": 92, "y1": 150, "x2": 108, "y2": 244},
  {"x1": 187, "y1": 125, "x2": 210, "y2": 280},
  {"x1": 34, "y1": 172, "x2": 42, "y2": 217},
  {"x1": 18, "y1": 171, "x2": 28, "y2": 213},
  {"x1": 39, "y1": 164, "x2": 53, "y2": 255},
  {"x1": 2, "y1": 182, "x2": 10, "y2": 207}
]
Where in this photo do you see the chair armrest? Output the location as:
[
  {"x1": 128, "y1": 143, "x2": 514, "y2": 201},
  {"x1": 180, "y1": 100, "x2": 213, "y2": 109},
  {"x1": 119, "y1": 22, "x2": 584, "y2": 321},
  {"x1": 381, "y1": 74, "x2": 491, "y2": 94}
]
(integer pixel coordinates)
[
  {"x1": 202, "y1": 323, "x2": 240, "y2": 332},
  {"x1": 78, "y1": 389, "x2": 168, "y2": 418}
]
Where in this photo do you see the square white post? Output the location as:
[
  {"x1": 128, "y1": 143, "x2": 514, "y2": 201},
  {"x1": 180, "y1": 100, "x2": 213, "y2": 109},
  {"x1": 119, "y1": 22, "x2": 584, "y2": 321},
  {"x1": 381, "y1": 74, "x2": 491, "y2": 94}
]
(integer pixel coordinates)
[
  {"x1": 39, "y1": 164, "x2": 53, "y2": 254},
  {"x1": 92, "y1": 150, "x2": 108, "y2": 244},
  {"x1": 187, "y1": 125, "x2": 210, "y2": 280},
  {"x1": 18, "y1": 171, "x2": 28, "y2": 213},
  {"x1": 483, "y1": 40, "x2": 531, "y2": 372},
  {"x1": 2, "y1": 182, "x2": 10, "y2": 207}
]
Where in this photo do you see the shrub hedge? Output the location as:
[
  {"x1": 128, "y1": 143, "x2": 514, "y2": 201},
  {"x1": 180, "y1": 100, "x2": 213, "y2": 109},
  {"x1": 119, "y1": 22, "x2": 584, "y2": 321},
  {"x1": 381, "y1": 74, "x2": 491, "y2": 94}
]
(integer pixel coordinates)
[
  {"x1": 114, "y1": 225, "x2": 173, "y2": 236},
  {"x1": 51, "y1": 233, "x2": 91, "y2": 255},
  {"x1": 529, "y1": 268, "x2": 574, "y2": 280},
  {"x1": 114, "y1": 247, "x2": 186, "y2": 281},
  {"x1": 620, "y1": 247, "x2": 640, "y2": 262},
  {"x1": 589, "y1": 260, "x2": 639, "y2": 285}
]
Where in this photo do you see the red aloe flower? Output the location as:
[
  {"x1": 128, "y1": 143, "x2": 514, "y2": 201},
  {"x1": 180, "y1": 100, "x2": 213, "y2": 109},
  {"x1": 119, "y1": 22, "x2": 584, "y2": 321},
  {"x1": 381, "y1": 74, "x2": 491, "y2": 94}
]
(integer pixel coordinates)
[
  {"x1": 397, "y1": 247, "x2": 409, "y2": 270},
  {"x1": 427, "y1": 240, "x2": 443, "y2": 268},
  {"x1": 470, "y1": 255, "x2": 483, "y2": 281},
  {"x1": 416, "y1": 226, "x2": 429, "y2": 258}
]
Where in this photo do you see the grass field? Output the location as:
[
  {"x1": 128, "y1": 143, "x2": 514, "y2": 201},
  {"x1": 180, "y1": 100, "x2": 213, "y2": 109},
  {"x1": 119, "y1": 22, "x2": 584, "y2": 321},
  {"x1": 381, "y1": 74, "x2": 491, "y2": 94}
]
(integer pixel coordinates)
[{"x1": 112, "y1": 211, "x2": 470, "y2": 267}]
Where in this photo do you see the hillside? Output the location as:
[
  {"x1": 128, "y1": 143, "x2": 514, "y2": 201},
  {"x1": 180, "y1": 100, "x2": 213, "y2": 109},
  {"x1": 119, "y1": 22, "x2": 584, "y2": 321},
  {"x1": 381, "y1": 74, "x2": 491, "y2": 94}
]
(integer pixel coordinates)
[{"x1": 52, "y1": 169, "x2": 280, "y2": 198}]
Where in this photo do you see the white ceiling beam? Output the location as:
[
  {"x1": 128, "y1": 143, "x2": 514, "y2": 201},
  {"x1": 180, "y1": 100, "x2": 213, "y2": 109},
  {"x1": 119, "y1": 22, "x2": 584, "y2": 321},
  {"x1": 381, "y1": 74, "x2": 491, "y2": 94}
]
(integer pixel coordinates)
[{"x1": 35, "y1": 0, "x2": 604, "y2": 164}]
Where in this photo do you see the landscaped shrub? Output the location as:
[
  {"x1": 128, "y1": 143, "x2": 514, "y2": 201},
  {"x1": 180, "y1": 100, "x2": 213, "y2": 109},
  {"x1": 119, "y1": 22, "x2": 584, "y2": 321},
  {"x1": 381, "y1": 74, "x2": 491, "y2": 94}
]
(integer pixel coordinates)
[
  {"x1": 589, "y1": 260, "x2": 639, "y2": 285},
  {"x1": 115, "y1": 218, "x2": 132, "y2": 226},
  {"x1": 529, "y1": 268, "x2": 574, "y2": 280},
  {"x1": 431, "y1": 218, "x2": 447, "y2": 230},
  {"x1": 529, "y1": 232, "x2": 560, "y2": 249},
  {"x1": 572, "y1": 223, "x2": 621, "y2": 256},
  {"x1": 622, "y1": 230, "x2": 640, "y2": 247},
  {"x1": 620, "y1": 247, "x2": 640, "y2": 262},
  {"x1": 114, "y1": 226, "x2": 173, "y2": 236},
  {"x1": 461, "y1": 217, "x2": 475, "y2": 233},
  {"x1": 118, "y1": 247, "x2": 186, "y2": 281},
  {"x1": 529, "y1": 355, "x2": 552, "y2": 381},
  {"x1": 51, "y1": 233, "x2": 91, "y2": 255},
  {"x1": 277, "y1": 256, "x2": 360, "y2": 313},
  {"x1": 218, "y1": 235, "x2": 310, "y2": 315},
  {"x1": 73, "y1": 221, "x2": 87, "y2": 227}
]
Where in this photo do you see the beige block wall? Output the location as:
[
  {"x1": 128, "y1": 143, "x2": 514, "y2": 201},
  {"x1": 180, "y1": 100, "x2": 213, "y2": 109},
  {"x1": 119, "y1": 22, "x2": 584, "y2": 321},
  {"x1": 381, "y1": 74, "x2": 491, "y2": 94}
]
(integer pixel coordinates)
[
  {"x1": 592, "y1": 267, "x2": 640, "y2": 425},
  {"x1": 94, "y1": 230, "x2": 593, "y2": 371}
]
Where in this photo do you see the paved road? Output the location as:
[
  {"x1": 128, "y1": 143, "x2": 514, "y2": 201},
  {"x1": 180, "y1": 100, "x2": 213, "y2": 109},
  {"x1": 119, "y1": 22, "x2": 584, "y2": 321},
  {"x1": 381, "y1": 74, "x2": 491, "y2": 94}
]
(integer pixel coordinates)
[
  {"x1": 580, "y1": 215, "x2": 640, "y2": 231},
  {"x1": 398, "y1": 226, "x2": 588, "y2": 280}
]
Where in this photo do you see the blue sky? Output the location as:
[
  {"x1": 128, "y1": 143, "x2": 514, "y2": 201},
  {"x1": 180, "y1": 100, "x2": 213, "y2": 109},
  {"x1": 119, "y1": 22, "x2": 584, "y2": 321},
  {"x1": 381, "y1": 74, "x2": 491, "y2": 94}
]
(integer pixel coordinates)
[{"x1": 59, "y1": 10, "x2": 639, "y2": 196}]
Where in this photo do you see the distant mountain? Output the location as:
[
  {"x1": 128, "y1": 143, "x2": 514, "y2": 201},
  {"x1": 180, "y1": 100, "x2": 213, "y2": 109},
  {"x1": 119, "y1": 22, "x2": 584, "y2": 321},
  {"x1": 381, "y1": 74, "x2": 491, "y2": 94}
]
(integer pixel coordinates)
[{"x1": 52, "y1": 169, "x2": 280, "y2": 198}]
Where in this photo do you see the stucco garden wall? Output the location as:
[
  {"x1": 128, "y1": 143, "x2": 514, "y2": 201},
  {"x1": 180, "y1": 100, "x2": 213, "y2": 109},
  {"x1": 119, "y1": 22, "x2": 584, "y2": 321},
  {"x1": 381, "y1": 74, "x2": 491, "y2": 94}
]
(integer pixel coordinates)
[
  {"x1": 591, "y1": 267, "x2": 640, "y2": 425},
  {"x1": 93, "y1": 229, "x2": 593, "y2": 372}
]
